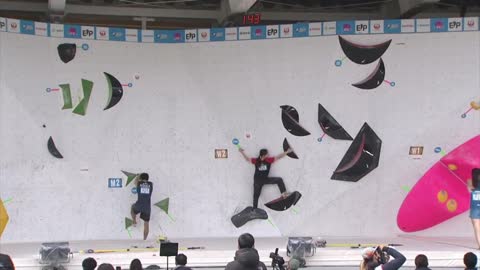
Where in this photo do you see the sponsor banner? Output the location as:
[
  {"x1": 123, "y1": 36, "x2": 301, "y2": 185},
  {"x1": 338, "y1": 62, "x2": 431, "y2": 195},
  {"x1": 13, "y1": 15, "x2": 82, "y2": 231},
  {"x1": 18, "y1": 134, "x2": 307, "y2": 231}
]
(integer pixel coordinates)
[
  {"x1": 34, "y1": 22, "x2": 48, "y2": 36},
  {"x1": 81, "y1": 26, "x2": 95, "y2": 39},
  {"x1": 96, "y1": 27, "x2": 109, "y2": 40},
  {"x1": 355, "y1": 20, "x2": 369, "y2": 34},
  {"x1": 225, "y1": 27, "x2": 237, "y2": 41},
  {"x1": 322, "y1": 21, "x2": 336, "y2": 35},
  {"x1": 238, "y1": 26, "x2": 251, "y2": 40},
  {"x1": 125, "y1": 29, "x2": 139, "y2": 42},
  {"x1": 7, "y1": 18, "x2": 20, "y2": 33},
  {"x1": 385, "y1": 19, "x2": 401, "y2": 33},
  {"x1": 64, "y1": 24, "x2": 81, "y2": 38},
  {"x1": 280, "y1": 24, "x2": 293, "y2": 38},
  {"x1": 109, "y1": 27, "x2": 126, "y2": 41},
  {"x1": 370, "y1": 20, "x2": 384, "y2": 34},
  {"x1": 20, "y1": 20, "x2": 35, "y2": 35},
  {"x1": 50, "y1": 23, "x2": 64, "y2": 37},
  {"x1": 211, "y1": 28, "x2": 225, "y2": 41},
  {"x1": 198, "y1": 29, "x2": 210, "y2": 42},
  {"x1": 448, "y1": 17, "x2": 463, "y2": 32},
  {"x1": 401, "y1": 19, "x2": 415, "y2": 33},
  {"x1": 337, "y1": 21, "x2": 355, "y2": 35},
  {"x1": 154, "y1": 30, "x2": 185, "y2": 43},
  {"x1": 416, "y1": 18, "x2": 431, "y2": 33},
  {"x1": 431, "y1": 18, "x2": 448, "y2": 32},
  {"x1": 141, "y1": 30, "x2": 154, "y2": 43},
  {"x1": 0, "y1": 17, "x2": 6, "y2": 32},
  {"x1": 185, "y1": 29, "x2": 197, "y2": 42},
  {"x1": 308, "y1": 22, "x2": 322, "y2": 36},
  {"x1": 251, "y1": 25, "x2": 266, "y2": 39},
  {"x1": 464, "y1": 17, "x2": 478, "y2": 31},
  {"x1": 266, "y1": 25, "x2": 279, "y2": 38},
  {"x1": 293, "y1": 23, "x2": 309, "y2": 37}
]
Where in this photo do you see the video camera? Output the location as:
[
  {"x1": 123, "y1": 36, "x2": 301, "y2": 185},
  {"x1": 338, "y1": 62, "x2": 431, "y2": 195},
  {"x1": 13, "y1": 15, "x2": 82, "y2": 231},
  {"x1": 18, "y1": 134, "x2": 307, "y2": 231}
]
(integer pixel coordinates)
[
  {"x1": 270, "y1": 248, "x2": 285, "y2": 270},
  {"x1": 374, "y1": 246, "x2": 389, "y2": 264}
]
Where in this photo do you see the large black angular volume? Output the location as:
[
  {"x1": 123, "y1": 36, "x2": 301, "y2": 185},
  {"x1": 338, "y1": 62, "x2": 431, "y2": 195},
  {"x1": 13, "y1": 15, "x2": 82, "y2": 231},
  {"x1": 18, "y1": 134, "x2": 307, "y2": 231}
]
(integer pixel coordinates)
[{"x1": 331, "y1": 123, "x2": 381, "y2": 182}]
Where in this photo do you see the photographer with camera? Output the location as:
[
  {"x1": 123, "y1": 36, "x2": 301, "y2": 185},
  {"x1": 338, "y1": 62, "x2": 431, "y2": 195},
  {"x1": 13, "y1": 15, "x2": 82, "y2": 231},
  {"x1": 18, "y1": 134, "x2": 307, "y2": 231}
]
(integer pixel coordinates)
[
  {"x1": 225, "y1": 233, "x2": 267, "y2": 270},
  {"x1": 360, "y1": 245, "x2": 405, "y2": 270}
]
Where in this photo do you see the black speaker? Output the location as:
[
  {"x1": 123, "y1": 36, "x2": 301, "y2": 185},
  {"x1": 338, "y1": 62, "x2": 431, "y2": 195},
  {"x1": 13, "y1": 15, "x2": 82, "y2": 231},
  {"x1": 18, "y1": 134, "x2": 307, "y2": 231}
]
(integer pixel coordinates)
[{"x1": 160, "y1": 242, "x2": 178, "y2": 257}]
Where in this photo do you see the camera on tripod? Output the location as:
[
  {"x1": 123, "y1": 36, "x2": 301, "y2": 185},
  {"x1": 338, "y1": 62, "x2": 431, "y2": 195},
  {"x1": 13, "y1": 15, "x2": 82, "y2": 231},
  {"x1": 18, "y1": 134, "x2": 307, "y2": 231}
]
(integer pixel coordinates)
[{"x1": 270, "y1": 248, "x2": 285, "y2": 270}]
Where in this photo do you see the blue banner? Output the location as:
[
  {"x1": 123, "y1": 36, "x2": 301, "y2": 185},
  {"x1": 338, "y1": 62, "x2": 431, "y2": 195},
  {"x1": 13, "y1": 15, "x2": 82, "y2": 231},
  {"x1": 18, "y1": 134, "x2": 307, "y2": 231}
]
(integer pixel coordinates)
[
  {"x1": 109, "y1": 28, "x2": 126, "y2": 41},
  {"x1": 251, "y1": 25, "x2": 266, "y2": 39},
  {"x1": 384, "y1": 19, "x2": 401, "y2": 33},
  {"x1": 154, "y1": 30, "x2": 185, "y2": 43},
  {"x1": 210, "y1": 28, "x2": 225, "y2": 41},
  {"x1": 2, "y1": 16, "x2": 480, "y2": 44},
  {"x1": 431, "y1": 18, "x2": 448, "y2": 32},
  {"x1": 64, "y1": 24, "x2": 81, "y2": 38},
  {"x1": 293, "y1": 23, "x2": 309, "y2": 37},
  {"x1": 336, "y1": 21, "x2": 355, "y2": 35},
  {"x1": 20, "y1": 20, "x2": 34, "y2": 35}
]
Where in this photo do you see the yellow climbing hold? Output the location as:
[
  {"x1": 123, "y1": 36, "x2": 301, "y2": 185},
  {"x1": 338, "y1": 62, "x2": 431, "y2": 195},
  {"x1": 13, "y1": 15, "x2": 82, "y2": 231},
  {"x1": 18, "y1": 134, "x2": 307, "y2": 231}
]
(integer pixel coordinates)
[
  {"x1": 447, "y1": 199, "x2": 458, "y2": 212},
  {"x1": 437, "y1": 190, "x2": 448, "y2": 203},
  {"x1": 448, "y1": 164, "x2": 458, "y2": 171},
  {"x1": 0, "y1": 199, "x2": 9, "y2": 238}
]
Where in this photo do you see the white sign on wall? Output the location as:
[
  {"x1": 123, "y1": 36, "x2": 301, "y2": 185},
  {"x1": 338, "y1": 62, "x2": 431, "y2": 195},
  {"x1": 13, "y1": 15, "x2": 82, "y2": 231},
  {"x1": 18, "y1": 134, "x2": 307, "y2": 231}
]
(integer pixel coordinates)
[
  {"x1": 50, "y1": 23, "x2": 64, "y2": 37},
  {"x1": 198, "y1": 29, "x2": 210, "y2": 42}
]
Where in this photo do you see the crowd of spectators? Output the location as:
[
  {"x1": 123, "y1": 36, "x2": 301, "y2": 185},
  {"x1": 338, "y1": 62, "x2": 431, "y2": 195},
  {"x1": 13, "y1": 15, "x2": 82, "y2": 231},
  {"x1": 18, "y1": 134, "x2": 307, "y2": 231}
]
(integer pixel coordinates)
[{"x1": 0, "y1": 234, "x2": 478, "y2": 270}]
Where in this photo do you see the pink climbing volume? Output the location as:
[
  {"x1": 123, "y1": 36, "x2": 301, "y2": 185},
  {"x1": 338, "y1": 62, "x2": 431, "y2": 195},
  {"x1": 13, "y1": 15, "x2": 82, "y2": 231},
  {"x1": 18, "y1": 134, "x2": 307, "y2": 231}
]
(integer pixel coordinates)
[{"x1": 397, "y1": 135, "x2": 480, "y2": 232}]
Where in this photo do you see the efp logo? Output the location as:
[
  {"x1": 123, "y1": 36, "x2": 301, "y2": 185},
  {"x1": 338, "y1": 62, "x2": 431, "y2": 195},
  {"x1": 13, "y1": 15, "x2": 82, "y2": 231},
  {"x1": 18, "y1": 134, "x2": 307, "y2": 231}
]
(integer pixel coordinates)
[
  {"x1": 0, "y1": 21, "x2": 5, "y2": 30},
  {"x1": 356, "y1": 24, "x2": 367, "y2": 32},
  {"x1": 185, "y1": 32, "x2": 196, "y2": 40},
  {"x1": 267, "y1": 28, "x2": 278, "y2": 36},
  {"x1": 82, "y1": 29, "x2": 93, "y2": 37},
  {"x1": 449, "y1": 21, "x2": 461, "y2": 29}
]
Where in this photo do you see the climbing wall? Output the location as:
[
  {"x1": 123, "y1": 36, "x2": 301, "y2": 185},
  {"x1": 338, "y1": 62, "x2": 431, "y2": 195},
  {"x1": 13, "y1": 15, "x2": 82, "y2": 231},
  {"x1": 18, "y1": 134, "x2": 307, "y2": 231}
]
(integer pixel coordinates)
[{"x1": 1, "y1": 29, "x2": 480, "y2": 243}]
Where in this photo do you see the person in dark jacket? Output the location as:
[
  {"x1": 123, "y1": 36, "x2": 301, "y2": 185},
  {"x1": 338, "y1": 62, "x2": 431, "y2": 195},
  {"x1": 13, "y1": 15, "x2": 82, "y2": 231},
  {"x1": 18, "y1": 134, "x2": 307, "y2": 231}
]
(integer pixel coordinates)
[
  {"x1": 82, "y1": 257, "x2": 97, "y2": 270},
  {"x1": 360, "y1": 246, "x2": 406, "y2": 270},
  {"x1": 225, "y1": 233, "x2": 267, "y2": 270},
  {"x1": 464, "y1": 252, "x2": 478, "y2": 270},
  {"x1": 414, "y1": 254, "x2": 431, "y2": 270},
  {"x1": 175, "y1": 254, "x2": 192, "y2": 270},
  {"x1": 0, "y1": 254, "x2": 14, "y2": 270}
]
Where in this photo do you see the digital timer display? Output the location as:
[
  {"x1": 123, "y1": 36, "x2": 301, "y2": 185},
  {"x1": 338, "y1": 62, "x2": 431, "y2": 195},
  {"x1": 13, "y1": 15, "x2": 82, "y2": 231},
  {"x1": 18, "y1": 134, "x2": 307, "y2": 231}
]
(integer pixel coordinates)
[{"x1": 242, "y1": 13, "x2": 261, "y2": 25}]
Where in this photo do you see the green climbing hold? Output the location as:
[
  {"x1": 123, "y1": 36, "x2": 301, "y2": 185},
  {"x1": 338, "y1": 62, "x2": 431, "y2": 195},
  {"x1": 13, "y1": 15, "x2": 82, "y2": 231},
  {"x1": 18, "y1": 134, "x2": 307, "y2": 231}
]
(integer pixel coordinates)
[
  {"x1": 121, "y1": 170, "x2": 139, "y2": 187},
  {"x1": 72, "y1": 79, "x2": 93, "y2": 116},
  {"x1": 155, "y1": 198, "x2": 169, "y2": 214},
  {"x1": 125, "y1": 217, "x2": 133, "y2": 229},
  {"x1": 59, "y1": 84, "x2": 73, "y2": 110}
]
